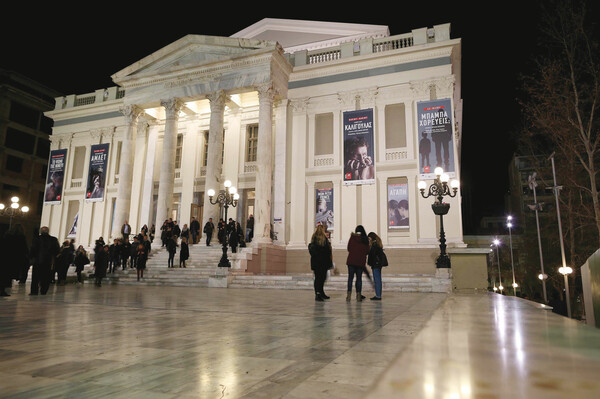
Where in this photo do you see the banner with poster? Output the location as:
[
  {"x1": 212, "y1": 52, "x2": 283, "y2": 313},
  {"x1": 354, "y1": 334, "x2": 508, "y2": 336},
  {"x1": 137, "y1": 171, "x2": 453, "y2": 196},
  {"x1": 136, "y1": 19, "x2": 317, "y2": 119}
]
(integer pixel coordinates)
[
  {"x1": 85, "y1": 143, "x2": 109, "y2": 202},
  {"x1": 67, "y1": 213, "x2": 78, "y2": 238},
  {"x1": 417, "y1": 98, "x2": 455, "y2": 179},
  {"x1": 388, "y1": 183, "x2": 409, "y2": 229},
  {"x1": 44, "y1": 148, "x2": 67, "y2": 204},
  {"x1": 315, "y1": 188, "x2": 334, "y2": 232},
  {"x1": 343, "y1": 109, "x2": 375, "y2": 185}
]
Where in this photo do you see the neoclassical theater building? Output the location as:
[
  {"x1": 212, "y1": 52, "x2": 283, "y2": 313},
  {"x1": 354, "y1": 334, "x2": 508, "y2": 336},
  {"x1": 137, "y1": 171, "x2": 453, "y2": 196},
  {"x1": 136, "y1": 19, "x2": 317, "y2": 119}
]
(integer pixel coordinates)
[{"x1": 43, "y1": 18, "x2": 464, "y2": 278}]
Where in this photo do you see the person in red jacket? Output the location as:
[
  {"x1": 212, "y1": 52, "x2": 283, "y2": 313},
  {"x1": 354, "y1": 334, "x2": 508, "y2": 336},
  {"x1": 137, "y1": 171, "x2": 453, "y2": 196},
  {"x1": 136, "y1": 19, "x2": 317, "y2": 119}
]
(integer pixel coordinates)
[{"x1": 346, "y1": 225, "x2": 370, "y2": 302}]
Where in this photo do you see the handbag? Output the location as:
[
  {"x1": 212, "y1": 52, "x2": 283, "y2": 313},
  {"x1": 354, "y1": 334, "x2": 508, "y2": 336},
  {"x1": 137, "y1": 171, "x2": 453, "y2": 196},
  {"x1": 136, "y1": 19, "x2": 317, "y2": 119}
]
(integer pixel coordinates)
[{"x1": 380, "y1": 249, "x2": 388, "y2": 267}]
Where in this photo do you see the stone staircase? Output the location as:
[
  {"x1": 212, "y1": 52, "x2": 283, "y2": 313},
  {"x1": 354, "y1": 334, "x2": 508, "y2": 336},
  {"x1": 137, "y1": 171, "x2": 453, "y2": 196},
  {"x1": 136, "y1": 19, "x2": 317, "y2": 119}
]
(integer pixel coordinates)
[
  {"x1": 228, "y1": 272, "x2": 440, "y2": 292},
  {"x1": 61, "y1": 242, "x2": 449, "y2": 293},
  {"x1": 101, "y1": 244, "x2": 227, "y2": 287}
]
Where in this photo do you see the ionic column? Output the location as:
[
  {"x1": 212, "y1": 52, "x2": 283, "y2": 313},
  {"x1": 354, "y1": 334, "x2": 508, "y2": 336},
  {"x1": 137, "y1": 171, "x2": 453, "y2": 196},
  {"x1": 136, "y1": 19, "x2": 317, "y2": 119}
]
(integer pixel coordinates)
[
  {"x1": 114, "y1": 105, "x2": 143, "y2": 237},
  {"x1": 254, "y1": 83, "x2": 275, "y2": 243},
  {"x1": 156, "y1": 98, "x2": 184, "y2": 227},
  {"x1": 202, "y1": 91, "x2": 228, "y2": 233}
]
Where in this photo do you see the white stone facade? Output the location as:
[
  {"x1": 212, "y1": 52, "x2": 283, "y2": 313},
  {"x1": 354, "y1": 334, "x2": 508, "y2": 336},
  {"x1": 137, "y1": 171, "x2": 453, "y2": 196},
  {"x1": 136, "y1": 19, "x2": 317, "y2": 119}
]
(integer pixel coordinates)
[{"x1": 43, "y1": 19, "x2": 464, "y2": 268}]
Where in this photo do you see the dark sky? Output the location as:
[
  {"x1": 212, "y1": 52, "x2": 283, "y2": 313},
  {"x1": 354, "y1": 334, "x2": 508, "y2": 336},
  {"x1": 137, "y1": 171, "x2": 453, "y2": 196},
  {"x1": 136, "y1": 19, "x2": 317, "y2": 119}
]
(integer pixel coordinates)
[{"x1": 2, "y1": 2, "x2": 544, "y2": 233}]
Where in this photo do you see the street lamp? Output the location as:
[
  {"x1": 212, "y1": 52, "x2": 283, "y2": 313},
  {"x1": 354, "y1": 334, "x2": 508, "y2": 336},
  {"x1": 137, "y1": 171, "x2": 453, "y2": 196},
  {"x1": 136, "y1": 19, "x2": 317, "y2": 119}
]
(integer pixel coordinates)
[
  {"x1": 207, "y1": 180, "x2": 239, "y2": 268},
  {"x1": 507, "y1": 216, "x2": 517, "y2": 295},
  {"x1": 549, "y1": 152, "x2": 571, "y2": 318},
  {"x1": 0, "y1": 196, "x2": 29, "y2": 228},
  {"x1": 528, "y1": 172, "x2": 548, "y2": 303},
  {"x1": 492, "y1": 239, "x2": 503, "y2": 294},
  {"x1": 418, "y1": 167, "x2": 459, "y2": 268}
]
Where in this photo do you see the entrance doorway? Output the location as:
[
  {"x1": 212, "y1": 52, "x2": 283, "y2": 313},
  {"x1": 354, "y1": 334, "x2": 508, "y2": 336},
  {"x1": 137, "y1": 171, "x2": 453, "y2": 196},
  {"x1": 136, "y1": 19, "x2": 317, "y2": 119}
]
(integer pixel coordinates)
[{"x1": 190, "y1": 203, "x2": 202, "y2": 243}]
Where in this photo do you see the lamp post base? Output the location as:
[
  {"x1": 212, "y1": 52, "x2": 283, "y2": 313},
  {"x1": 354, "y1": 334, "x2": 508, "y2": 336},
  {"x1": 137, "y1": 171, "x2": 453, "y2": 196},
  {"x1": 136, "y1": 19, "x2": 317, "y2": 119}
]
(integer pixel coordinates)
[
  {"x1": 435, "y1": 253, "x2": 451, "y2": 268},
  {"x1": 219, "y1": 241, "x2": 231, "y2": 268}
]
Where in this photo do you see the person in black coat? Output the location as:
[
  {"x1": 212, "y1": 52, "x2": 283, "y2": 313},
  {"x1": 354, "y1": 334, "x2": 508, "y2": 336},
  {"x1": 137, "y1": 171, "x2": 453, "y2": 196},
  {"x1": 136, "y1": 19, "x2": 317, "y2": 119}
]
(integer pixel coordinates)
[
  {"x1": 203, "y1": 218, "x2": 215, "y2": 246},
  {"x1": 55, "y1": 240, "x2": 72, "y2": 285},
  {"x1": 166, "y1": 236, "x2": 177, "y2": 268},
  {"x1": 190, "y1": 217, "x2": 200, "y2": 244},
  {"x1": 94, "y1": 245, "x2": 109, "y2": 286},
  {"x1": 136, "y1": 243, "x2": 147, "y2": 281},
  {"x1": 0, "y1": 224, "x2": 29, "y2": 296},
  {"x1": 29, "y1": 226, "x2": 60, "y2": 295},
  {"x1": 308, "y1": 224, "x2": 333, "y2": 301},
  {"x1": 73, "y1": 245, "x2": 90, "y2": 283},
  {"x1": 367, "y1": 232, "x2": 386, "y2": 300},
  {"x1": 229, "y1": 219, "x2": 240, "y2": 253},
  {"x1": 179, "y1": 237, "x2": 189, "y2": 268}
]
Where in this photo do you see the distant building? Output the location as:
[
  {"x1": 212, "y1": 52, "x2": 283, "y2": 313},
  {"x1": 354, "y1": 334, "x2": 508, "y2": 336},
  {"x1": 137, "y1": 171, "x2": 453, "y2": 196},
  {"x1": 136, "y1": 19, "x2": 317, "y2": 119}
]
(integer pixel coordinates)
[
  {"x1": 0, "y1": 69, "x2": 60, "y2": 241},
  {"x1": 508, "y1": 154, "x2": 555, "y2": 229}
]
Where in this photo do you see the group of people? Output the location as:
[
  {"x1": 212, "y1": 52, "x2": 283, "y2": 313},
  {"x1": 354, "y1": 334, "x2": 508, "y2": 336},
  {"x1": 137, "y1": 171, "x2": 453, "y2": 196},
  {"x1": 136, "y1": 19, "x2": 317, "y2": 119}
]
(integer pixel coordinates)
[
  {"x1": 308, "y1": 224, "x2": 387, "y2": 302},
  {"x1": 203, "y1": 215, "x2": 252, "y2": 253}
]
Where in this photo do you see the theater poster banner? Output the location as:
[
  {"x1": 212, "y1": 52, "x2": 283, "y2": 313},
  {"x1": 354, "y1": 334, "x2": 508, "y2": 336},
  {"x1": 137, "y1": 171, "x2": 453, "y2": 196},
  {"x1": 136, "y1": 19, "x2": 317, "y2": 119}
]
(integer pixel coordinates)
[
  {"x1": 315, "y1": 188, "x2": 334, "y2": 231},
  {"x1": 388, "y1": 183, "x2": 409, "y2": 229},
  {"x1": 44, "y1": 148, "x2": 67, "y2": 204},
  {"x1": 417, "y1": 98, "x2": 455, "y2": 179},
  {"x1": 85, "y1": 143, "x2": 109, "y2": 202},
  {"x1": 343, "y1": 108, "x2": 375, "y2": 185}
]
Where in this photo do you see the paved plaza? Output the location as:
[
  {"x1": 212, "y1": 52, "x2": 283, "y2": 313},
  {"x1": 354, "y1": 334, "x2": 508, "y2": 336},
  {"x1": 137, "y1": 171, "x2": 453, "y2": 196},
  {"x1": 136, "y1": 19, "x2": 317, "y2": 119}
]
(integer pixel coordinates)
[{"x1": 1, "y1": 283, "x2": 600, "y2": 398}]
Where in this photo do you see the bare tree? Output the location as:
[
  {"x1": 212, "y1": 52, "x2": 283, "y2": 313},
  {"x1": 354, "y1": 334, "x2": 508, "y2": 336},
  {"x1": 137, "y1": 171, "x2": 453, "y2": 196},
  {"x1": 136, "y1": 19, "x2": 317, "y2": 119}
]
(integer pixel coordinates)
[{"x1": 519, "y1": 0, "x2": 600, "y2": 249}]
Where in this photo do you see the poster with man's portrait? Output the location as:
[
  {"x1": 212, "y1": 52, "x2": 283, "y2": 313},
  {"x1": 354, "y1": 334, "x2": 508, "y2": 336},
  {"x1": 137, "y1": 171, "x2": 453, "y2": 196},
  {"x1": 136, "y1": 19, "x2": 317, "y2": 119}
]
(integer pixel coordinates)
[
  {"x1": 315, "y1": 188, "x2": 334, "y2": 231},
  {"x1": 85, "y1": 143, "x2": 109, "y2": 202},
  {"x1": 388, "y1": 183, "x2": 409, "y2": 229},
  {"x1": 417, "y1": 98, "x2": 455, "y2": 179},
  {"x1": 44, "y1": 149, "x2": 67, "y2": 204},
  {"x1": 343, "y1": 109, "x2": 375, "y2": 185}
]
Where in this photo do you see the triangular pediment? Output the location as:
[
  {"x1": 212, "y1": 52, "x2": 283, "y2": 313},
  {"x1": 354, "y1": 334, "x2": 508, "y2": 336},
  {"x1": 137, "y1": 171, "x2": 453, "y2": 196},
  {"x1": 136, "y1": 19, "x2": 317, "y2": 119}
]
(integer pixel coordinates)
[{"x1": 112, "y1": 34, "x2": 278, "y2": 86}]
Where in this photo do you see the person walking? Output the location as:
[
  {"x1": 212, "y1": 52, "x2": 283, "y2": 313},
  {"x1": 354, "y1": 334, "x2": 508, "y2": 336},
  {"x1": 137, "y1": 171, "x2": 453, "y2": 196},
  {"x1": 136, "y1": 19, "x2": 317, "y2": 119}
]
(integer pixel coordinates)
[
  {"x1": 203, "y1": 218, "x2": 215, "y2": 246},
  {"x1": 29, "y1": 226, "x2": 59, "y2": 295},
  {"x1": 166, "y1": 235, "x2": 177, "y2": 268},
  {"x1": 180, "y1": 224, "x2": 189, "y2": 243},
  {"x1": 94, "y1": 245, "x2": 109, "y2": 286},
  {"x1": 55, "y1": 240, "x2": 72, "y2": 285},
  {"x1": 228, "y1": 219, "x2": 239, "y2": 253},
  {"x1": 0, "y1": 224, "x2": 29, "y2": 296},
  {"x1": 346, "y1": 225, "x2": 370, "y2": 302},
  {"x1": 246, "y1": 214, "x2": 254, "y2": 242},
  {"x1": 308, "y1": 224, "x2": 333, "y2": 301},
  {"x1": 121, "y1": 220, "x2": 132, "y2": 241},
  {"x1": 73, "y1": 245, "x2": 90, "y2": 284},
  {"x1": 190, "y1": 217, "x2": 200, "y2": 244},
  {"x1": 136, "y1": 242, "x2": 147, "y2": 281},
  {"x1": 179, "y1": 237, "x2": 189, "y2": 268},
  {"x1": 367, "y1": 232, "x2": 387, "y2": 300}
]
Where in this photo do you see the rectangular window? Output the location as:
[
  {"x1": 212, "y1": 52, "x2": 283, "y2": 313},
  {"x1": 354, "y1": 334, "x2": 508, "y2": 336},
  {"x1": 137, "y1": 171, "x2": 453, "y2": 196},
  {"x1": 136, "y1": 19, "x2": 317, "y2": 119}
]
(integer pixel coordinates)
[
  {"x1": 385, "y1": 104, "x2": 406, "y2": 149},
  {"x1": 175, "y1": 134, "x2": 183, "y2": 169},
  {"x1": 71, "y1": 146, "x2": 86, "y2": 179},
  {"x1": 5, "y1": 127, "x2": 36, "y2": 154},
  {"x1": 5, "y1": 155, "x2": 24, "y2": 173},
  {"x1": 36, "y1": 138, "x2": 50, "y2": 159},
  {"x1": 203, "y1": 131, "x2": 209, "y2": 167},
  {"x1": 114, "y1": 141, "x2": 122, "y2": 175},
  {"x1": 315, "y1": 113, "x2": 333, "y2": 155},
  {"x1": 246, "y1": 124, "x2": 258, "y2": 162},
  {"x1": 9, "y1": 101, "x2": 39, "y2": 129}
]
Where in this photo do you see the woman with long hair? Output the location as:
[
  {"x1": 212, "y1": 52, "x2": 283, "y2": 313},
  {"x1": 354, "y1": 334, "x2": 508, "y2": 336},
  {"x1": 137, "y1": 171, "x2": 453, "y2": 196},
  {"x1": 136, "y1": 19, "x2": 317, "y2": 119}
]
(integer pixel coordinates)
[
  {"x1": 367, "y1": 232, "x2": 385, "y2": 300},
  {"x1": 346, "y1": 225, "x2": 370, "y2": 302},
  {"x1": 308, "y1": 224, "x2": 333, "y2": 301}
]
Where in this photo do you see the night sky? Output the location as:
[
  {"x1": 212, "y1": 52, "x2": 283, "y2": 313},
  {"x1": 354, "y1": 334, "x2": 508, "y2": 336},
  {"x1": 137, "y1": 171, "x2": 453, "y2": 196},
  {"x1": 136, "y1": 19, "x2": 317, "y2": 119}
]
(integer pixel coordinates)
[{"x1": 1, "y1": 2, "x2": 545, "y2": 233}]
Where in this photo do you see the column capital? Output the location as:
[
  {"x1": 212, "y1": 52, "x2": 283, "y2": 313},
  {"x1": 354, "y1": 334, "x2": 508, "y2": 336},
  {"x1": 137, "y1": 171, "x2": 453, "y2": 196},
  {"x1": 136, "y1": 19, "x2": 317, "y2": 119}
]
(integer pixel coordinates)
[
  {"x1": 160, "y1": 98, "x2": 184, "y2": 119},
  {"x1": 206, "y1": 90, "x2": 229, "y2": 111},
  {"x1": 119, "y1": 105, "x2": 143, "y2": 124},
  {"x1": 256, "y1": 82, "x2": 275, "y2": 102}
]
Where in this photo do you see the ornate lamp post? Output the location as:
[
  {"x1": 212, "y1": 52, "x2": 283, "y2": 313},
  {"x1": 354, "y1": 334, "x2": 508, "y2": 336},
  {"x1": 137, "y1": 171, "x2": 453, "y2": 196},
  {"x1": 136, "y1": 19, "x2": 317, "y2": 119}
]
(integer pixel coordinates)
[
  {"x1": 207, "y1": 180, "x2": 239, "y2": 268},
  {"x1": 418, "y1": 167, "x2": 459, "y2": 268},
  {"x1": 0, "y1": 196, "x2": 29, "y2": 229}
]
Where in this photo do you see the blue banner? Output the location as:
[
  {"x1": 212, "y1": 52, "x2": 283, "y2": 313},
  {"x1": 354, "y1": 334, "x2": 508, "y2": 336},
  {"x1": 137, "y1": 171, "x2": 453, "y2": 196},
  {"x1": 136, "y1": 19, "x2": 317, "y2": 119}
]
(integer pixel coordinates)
[{"x1": 85, "y1": 143, "x2": 110, "y2": 202}]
